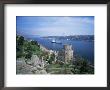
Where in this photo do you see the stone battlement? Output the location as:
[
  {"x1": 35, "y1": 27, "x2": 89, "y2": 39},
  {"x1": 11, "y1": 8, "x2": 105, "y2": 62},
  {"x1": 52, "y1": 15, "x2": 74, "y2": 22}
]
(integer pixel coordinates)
[{"x1": 64, "y1": 44, "x2": 72, "y2": 50}]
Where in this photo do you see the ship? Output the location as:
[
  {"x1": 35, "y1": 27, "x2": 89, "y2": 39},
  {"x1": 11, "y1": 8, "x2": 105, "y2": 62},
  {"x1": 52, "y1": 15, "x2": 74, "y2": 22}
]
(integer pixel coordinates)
[
  {"x1": 51, "y1": 39, "x2": 56, "y2": 43},
  {"x1": 51, "y1": 39, "x2": 62, "y2": 44}
]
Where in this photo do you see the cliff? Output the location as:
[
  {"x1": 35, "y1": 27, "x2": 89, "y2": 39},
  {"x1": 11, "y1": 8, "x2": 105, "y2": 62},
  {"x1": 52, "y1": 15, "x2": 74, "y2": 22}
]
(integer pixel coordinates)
[{"x1": 16, "y1": 55, "x2": 47, "y2": 74}]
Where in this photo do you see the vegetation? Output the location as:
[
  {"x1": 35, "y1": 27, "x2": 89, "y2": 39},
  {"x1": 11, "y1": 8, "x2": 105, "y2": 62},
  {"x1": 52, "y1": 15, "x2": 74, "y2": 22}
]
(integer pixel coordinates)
[
  {"x1": 16, "y1": 35, "x2": 94, "y2": 74},
  {"x1": 16, "y1": 35, "x2": 42, "y2": 59},
  {"x1": 47, "y1": 53, "x2": 55, "y2": 64},
  {"x1": 46, "y1": 59, "x2": 94, "y2": 74}
]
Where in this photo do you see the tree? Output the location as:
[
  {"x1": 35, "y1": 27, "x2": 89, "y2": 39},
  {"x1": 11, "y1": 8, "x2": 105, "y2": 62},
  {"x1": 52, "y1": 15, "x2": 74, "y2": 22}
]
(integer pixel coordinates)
[
  {"x1": 48, "y1": 53, "x2": 55, "y2": 64},
  {"x1": 16, "y1": 35, "x2": 25, "y2": 58},
  {"x1": 31, "y1": 40, "x2": 39, "y2": 46},
  {"x1": 17, "y1": 36, "x2": 24, "y2": 46},
  {"x1": 73, "y1": 58, "x2": 94, "y2": 74},
  {"x1": 25, "y1": 51, "x2": 32, "y2": 59}
]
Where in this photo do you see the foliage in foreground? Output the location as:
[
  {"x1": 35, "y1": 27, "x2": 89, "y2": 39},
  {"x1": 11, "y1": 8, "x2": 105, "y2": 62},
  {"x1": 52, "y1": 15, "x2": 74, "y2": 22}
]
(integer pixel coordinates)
[
  {"x1": 46, "y1": 59, "x2": 94, "y2": 74},
  {"x1": 16, "y1": 35, "x2": 42, "y2": 59}
]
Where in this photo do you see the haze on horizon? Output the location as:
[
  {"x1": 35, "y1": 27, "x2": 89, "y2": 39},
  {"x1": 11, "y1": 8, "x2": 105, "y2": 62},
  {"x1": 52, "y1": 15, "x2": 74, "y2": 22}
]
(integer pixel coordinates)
[{"x1": 16, "y1": 16, "x2": 94, "y2": 37}]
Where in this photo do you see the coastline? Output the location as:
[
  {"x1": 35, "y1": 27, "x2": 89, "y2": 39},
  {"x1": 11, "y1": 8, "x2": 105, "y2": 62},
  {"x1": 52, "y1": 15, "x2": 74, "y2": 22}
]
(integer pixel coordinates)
[
  {"x1": 16, "y1": 35, "x2": 94, "y2": 74},
  {"x1": 39, "y1": 44, "x2": 50, "y2": 52}
]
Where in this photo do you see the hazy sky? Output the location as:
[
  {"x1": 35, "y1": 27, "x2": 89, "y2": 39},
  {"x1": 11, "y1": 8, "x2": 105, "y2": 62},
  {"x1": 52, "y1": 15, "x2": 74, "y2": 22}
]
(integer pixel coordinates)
[{"x1": 16, "y1": 16, "x2": 94, "y2": 36}]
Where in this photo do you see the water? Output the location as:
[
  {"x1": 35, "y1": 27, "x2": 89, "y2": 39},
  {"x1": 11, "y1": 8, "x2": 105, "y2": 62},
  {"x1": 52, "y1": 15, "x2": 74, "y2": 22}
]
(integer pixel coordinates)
[{"x1": 31, "y1": 37, "x2": 94, "y2": 65}]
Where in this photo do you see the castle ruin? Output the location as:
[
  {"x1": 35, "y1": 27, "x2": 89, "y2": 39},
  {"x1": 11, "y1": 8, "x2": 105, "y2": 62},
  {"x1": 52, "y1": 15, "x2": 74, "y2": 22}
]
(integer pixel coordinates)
[
  {"x1": 57, "y1": 44, "x2": 74, "y2": 63},
  {"x1": 64, "y1": 44, "x2": 73, "y2": 63}
]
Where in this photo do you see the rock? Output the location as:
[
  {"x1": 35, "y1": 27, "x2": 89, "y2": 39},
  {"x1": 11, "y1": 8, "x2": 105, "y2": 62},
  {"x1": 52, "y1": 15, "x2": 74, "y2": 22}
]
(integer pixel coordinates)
[
  {"x1": 18, "y1": 64, "x2": 32, "y2": 74},
  {"x1": 16, "y1": 55, "x2": 47, "y2": 74},
  {"x1": 26, "y1": 60, "x2": 33, "y2": 65},
  {"x1": 16, "y1": 59, "x2": 26, "y2": 70},
  {"x1": 34, "y1": 70, "x2": 41, "y2": 74},
  {"x1": 36, "y1": 65, "x2": 43, "y2": 70},
  {"x1": 30, "y1": 66, "x2": 38, "y2": 71},
  {"x1": 40, "y1": 70, "x2": 47, "y2": 74},
  {"x1": 31, "y1": 55, "x2": 42, "y2": 66},
  {"x1": 26, "y1": 55, "x2": 41, "y2": 66},
  {"x1": 34, "y1": 69, "x2": 47, "y2": 74}
]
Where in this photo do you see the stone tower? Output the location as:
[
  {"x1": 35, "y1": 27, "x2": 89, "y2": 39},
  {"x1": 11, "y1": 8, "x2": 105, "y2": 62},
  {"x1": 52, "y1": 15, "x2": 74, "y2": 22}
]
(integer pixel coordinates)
[{"x1": 64, "y1": 44, "x2": 73, "y2": 63}]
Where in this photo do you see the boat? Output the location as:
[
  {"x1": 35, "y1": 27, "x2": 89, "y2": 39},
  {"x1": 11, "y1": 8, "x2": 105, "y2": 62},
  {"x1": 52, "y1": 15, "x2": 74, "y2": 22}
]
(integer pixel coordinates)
[
  {"x1": 51, "y1": 39, "x2": 62, "y2": 44},
  {"x1": 51, "y1": 39, "x2": 56, "y2": 43}
]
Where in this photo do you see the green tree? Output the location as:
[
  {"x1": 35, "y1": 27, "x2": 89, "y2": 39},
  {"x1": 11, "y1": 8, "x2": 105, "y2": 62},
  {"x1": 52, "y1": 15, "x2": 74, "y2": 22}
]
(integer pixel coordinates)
[
  {"x1": 16, "y1": 35, "x2": 25, "y2": 58},
  {"x1": 48, "y1": 53, "x2": 55, "y2": 64},
  {"x1": 17, "y1": 36, "x2": 24, "y2": 46}
]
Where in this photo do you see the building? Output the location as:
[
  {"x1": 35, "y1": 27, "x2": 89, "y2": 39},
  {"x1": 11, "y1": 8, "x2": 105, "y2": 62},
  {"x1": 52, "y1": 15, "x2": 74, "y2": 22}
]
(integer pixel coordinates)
[
  {"x1": 57, "y1": 44, "x2": 74, "y2": 63},
  {"x1": 64, "y1": 44, "x2": 73, "y2": 63}
]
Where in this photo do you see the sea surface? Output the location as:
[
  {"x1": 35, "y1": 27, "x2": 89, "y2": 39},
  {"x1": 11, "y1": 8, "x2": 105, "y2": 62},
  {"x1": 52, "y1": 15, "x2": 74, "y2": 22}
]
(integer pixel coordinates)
[{"x1": 31, "y1": 37, "x2": 94, "y2": 65}]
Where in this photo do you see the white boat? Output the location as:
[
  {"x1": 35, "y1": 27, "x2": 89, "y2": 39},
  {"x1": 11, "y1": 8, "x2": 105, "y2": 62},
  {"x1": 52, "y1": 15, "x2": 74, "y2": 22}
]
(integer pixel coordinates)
[
  {"x1": 51, "y1": 39, "x2": 56, "y2": 43},
  {"x1": 51, "y1": 38, "x2": 62, "y2": 44}
]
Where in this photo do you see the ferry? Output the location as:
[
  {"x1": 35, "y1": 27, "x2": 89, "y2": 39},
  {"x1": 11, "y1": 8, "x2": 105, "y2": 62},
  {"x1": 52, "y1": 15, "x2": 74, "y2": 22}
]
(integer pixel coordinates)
[
  {"x1": 51, "y1": 39, "x2": 62, "y2": 44},
  {"x1": 51, "y1": 39, "x2": 56, "y2": 43}
]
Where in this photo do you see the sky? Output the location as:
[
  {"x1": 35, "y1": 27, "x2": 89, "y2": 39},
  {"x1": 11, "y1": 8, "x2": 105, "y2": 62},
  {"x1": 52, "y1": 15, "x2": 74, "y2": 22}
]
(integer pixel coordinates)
[{"x1": 16, "y1": 16, "x2": 94, "y2": 37}]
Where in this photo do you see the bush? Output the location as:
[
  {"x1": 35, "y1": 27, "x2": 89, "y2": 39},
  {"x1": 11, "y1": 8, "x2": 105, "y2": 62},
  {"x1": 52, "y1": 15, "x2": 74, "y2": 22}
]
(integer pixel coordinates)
[
  {"x1": 25, "y1": 51, "x2": 32, "y2": 59},
  {"x1": 73, "y1": 58, "x2": 94, "y2": 74},
  {"x1": 16, "y1": 35, "x2": 43, "y2": 59},
  {"x1": 16, "y1": 35, "x2": 24, "y2": 46},
  {"x1": 48, "y1": 53, "x2": 55, "y2": 64}
]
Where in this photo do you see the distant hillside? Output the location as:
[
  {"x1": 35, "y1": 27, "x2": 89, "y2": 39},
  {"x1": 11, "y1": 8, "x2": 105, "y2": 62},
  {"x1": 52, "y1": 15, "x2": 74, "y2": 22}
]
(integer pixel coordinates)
[{"x1": 43, "y1": 35, "x2": 94, "y2": 41}]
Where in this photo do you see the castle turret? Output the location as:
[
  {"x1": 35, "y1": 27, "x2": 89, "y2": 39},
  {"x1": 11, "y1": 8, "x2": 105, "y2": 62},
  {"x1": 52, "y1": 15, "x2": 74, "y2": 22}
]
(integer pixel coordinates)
[{"x1": 64, "y1": 44, "x2": 73, "y2": 63}]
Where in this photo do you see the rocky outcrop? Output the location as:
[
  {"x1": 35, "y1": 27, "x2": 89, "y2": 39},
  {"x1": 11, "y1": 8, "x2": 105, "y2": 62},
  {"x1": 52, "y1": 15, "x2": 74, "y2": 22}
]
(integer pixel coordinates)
[{"x1": 16, "y1": 55, "x2": 47, "y2": 74}]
